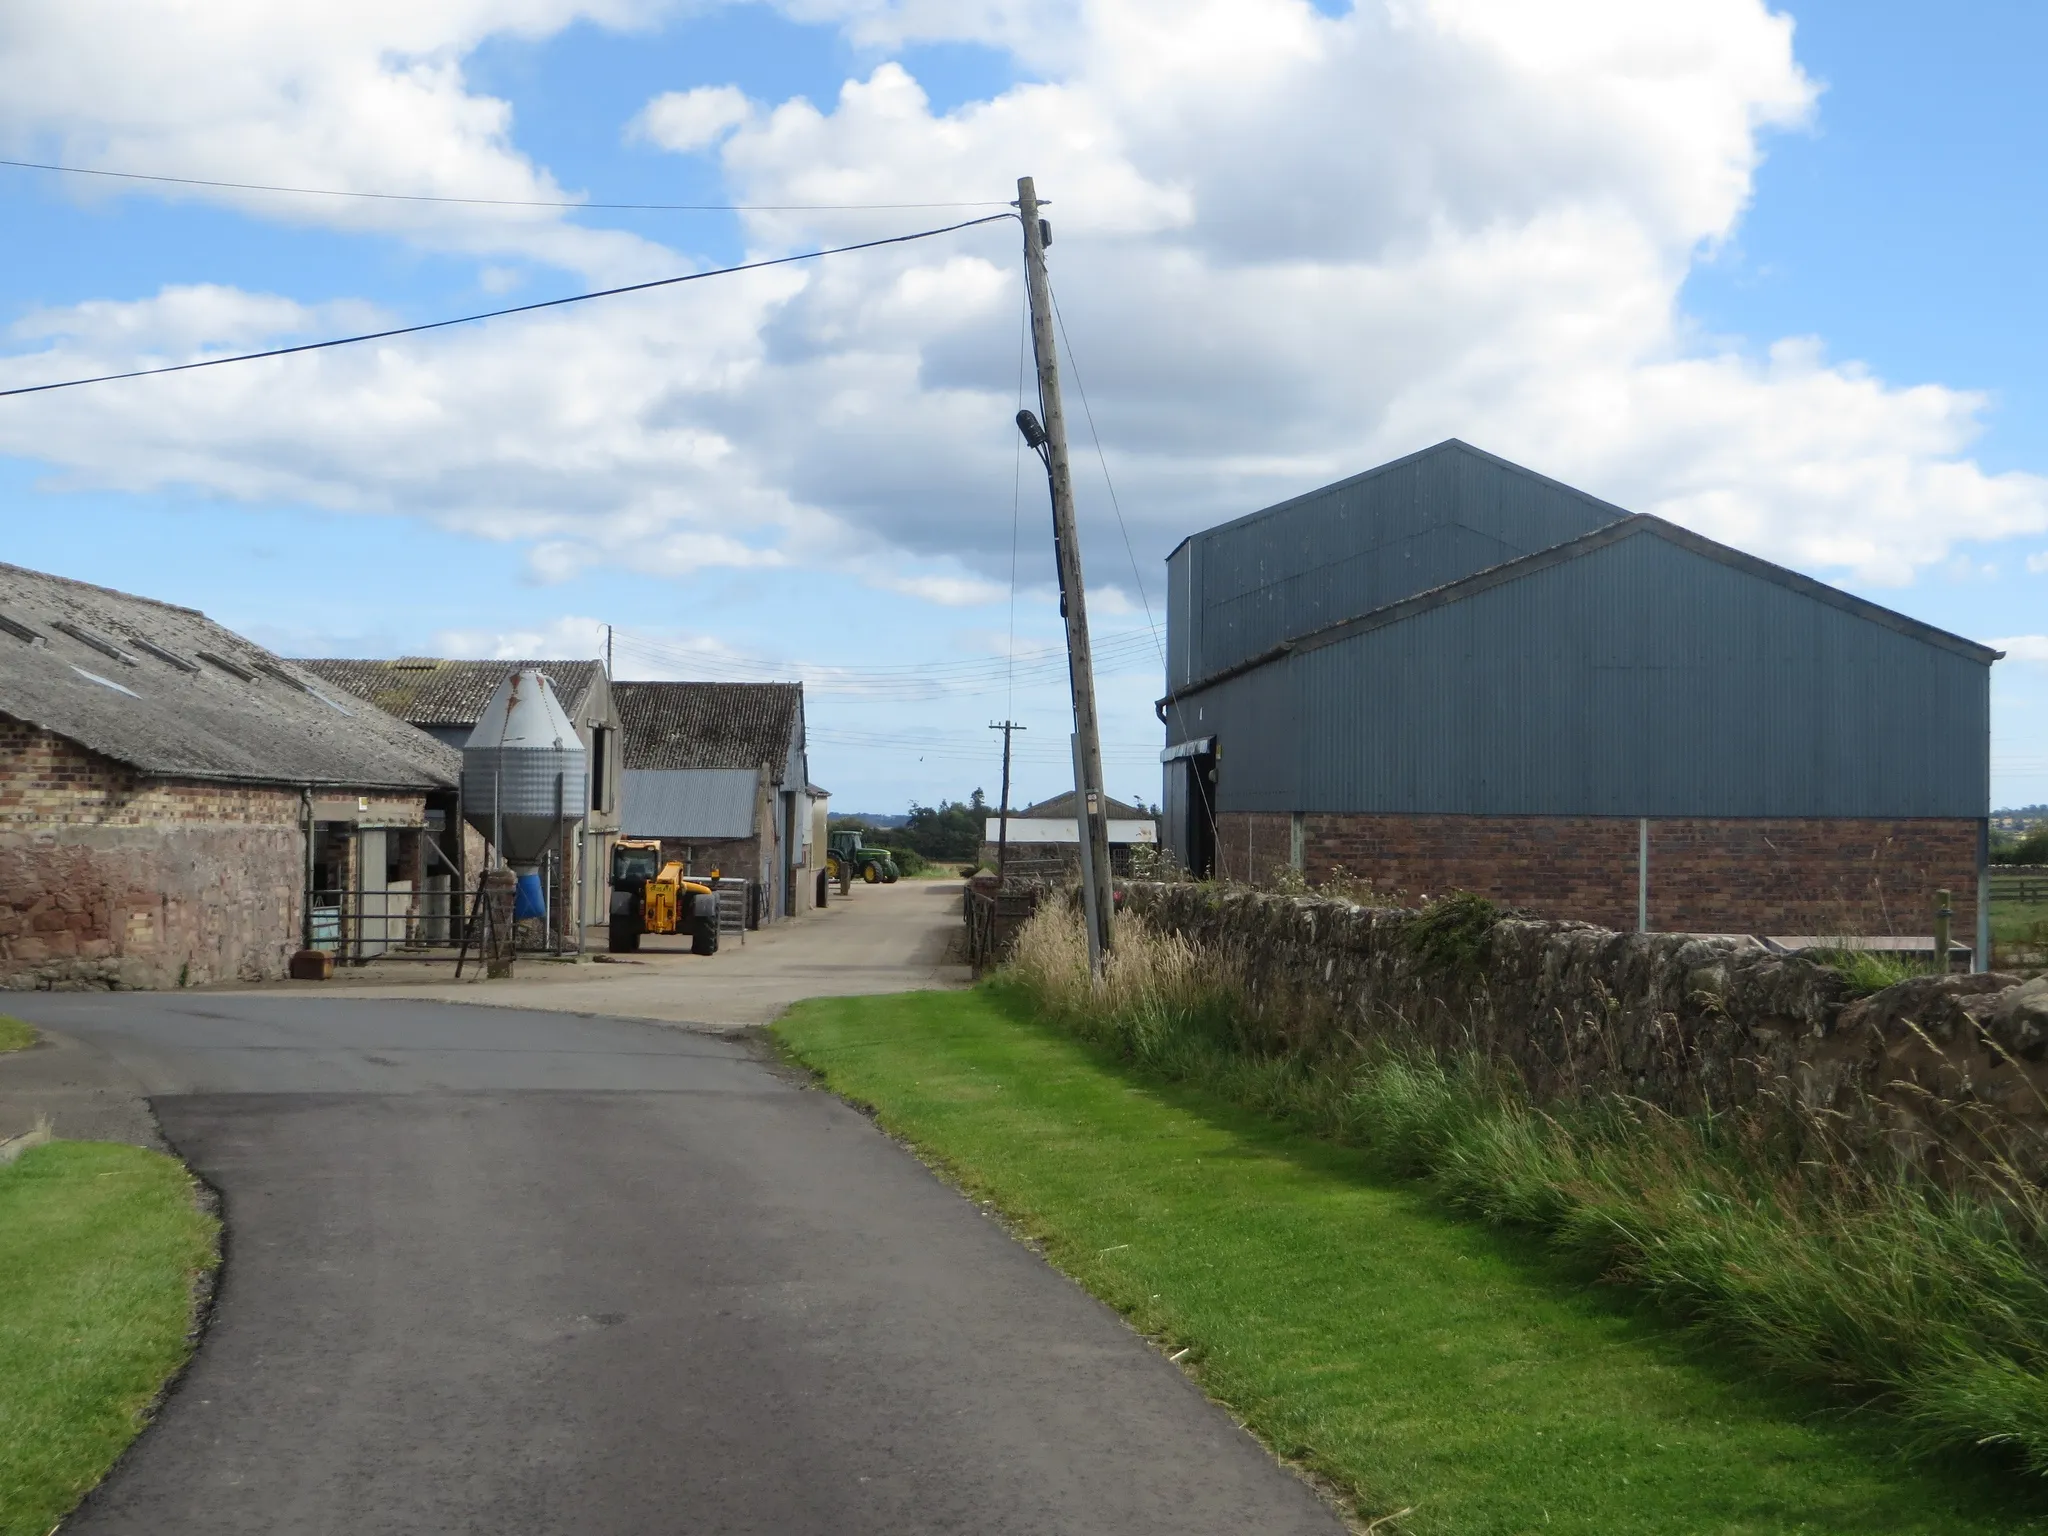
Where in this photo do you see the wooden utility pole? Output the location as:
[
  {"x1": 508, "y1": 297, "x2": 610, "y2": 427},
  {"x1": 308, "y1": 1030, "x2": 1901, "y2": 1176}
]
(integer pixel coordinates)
[
  {"x1": 1017, "y1": 175, "x2": 1114, "y2": 972},
  {"x1": 990, "y1": 720, "x2": 1025, "y2": 884}
]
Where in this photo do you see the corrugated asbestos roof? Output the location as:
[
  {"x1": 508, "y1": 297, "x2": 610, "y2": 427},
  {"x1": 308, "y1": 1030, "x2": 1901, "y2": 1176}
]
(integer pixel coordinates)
[
  {"x1": 613, "y1": 682, "x2": 803, "y2": 774},
  {"x1": 0, "y1": 563, "x2": 459, "y2": 790},
  {"x1": 300, "y1": 658, "x2": 603, "y2": 726}
]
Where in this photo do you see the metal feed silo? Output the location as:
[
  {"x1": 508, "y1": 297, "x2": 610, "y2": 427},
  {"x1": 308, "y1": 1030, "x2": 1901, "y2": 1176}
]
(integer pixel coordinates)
[{"x1": 462, "y1": 670, "x2": 588, "y2": 911}]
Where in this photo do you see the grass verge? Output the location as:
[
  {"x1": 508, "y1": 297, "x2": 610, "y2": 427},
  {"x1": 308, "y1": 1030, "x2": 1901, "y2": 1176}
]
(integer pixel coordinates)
[
  {"x1": 1012, "y1": 901, "x2": 2048, "y2": 1474},
  {"x1": 0, "y1": 1016, "x2": 36, "y2": 1053},
  {"x1": 777, "y1": 988, "x2": 2048, "y2": 1535},
  {"x1": 0, "y1": 1140, "x2": 219, "y2": 1536}
]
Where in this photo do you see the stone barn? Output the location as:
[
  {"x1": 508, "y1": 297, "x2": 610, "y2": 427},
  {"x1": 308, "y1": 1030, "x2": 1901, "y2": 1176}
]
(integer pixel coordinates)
[
  {"x1": 0, "y1": 562, "x2": 460, "y2": 989},
  {"x1": 1160, "y1": 440, "x2": 2001, "y2": 958},
  {"x1": 612, "y1": 681, "x2": 818, "y2": 925}
]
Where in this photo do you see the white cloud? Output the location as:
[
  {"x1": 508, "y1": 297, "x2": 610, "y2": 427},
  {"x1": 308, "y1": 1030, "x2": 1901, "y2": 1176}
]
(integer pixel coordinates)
[
  {"x1": 631, "y1": 85, "x2": 753, "y2": 152},
  {"x1": 0, "y1": 0, "x2": 678, "y2": 280},
  {"x1": 434, "y1": 615, "x2": 611, "y2": 660},
  {"x1": 2029, "y1": 552, "x2": 2048, "y2": 574},
  {"x1": 1994, "y1": 636, "x2": 2048, "y2": 664},
  {"x1": 4, "y1": 0, "x2": 2047, "y2": 601}
]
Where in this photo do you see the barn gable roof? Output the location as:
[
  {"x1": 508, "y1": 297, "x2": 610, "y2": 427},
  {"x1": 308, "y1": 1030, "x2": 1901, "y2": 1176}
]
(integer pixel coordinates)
[
  {"x1": 0, "y1": 563, "x2": 458, "y2": 790},
  {"x1": 1166, "y1": 438, "x2": 1632, "y2": 561},
  {"x1": 1163, "y1": 514, "x2": 2003, "y2": 705},
  {"x1": 301, "y1": 657, "x2": 604, "y2": 727},
  {"x1": 613, "y1": 681, "x2": 804, "y2": 776}
]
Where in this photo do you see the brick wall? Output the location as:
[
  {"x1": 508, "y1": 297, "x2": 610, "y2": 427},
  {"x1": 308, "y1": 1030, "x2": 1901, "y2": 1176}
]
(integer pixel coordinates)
[
  {"x1": 1, "y1": 715, "x2": 438, "y2": 989},
  {"x1": 1, "y1": 715, "x2": 299, "y2": 829},
  {"x1": 1213, "y1": 810, "x2": 1980, "y2": 941}
]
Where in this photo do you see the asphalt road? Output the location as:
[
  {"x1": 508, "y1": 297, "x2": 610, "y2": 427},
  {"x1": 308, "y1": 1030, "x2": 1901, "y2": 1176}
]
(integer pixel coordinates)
[{"x1": 9, "y1": 993, "x2": 1343, "y2": 1535}]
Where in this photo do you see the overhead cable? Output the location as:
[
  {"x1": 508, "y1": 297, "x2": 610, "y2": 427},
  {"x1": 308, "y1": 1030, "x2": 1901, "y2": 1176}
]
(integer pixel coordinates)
[
  {"x1": 0, "y1": 156, "x2": 1010, "y2": 213},
  {"x1": 0, "y1": 211, "x2": 1015, "y2": 399}
]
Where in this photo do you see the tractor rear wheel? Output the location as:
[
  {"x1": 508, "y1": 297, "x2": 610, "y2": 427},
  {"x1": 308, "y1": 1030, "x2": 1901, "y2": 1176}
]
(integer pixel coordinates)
[{"x1": 609, "y1": 916, "x2": 642, "y2": 953}]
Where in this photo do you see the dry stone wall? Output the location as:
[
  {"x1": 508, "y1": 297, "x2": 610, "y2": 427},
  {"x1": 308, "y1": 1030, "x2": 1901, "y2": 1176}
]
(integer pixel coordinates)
[{"x1": 1124, "y1": 881, "x2": 2048, "y2": 1179}]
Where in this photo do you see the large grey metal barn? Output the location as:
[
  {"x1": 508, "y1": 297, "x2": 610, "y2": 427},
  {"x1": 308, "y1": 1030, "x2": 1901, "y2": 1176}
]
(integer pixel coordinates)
[{"x1": 1159, "y1": 440, "x2": 1998, "y2": 954}]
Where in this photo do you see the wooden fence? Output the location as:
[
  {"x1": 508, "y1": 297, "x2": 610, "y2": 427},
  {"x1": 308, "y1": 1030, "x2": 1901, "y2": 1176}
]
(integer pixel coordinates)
[
  {"x1": 1990, "y1": 866, "x2": 2048, "y2": 905},
  {"x1": 963, "y1": 880, "x2": 1045, "y2": 973}
]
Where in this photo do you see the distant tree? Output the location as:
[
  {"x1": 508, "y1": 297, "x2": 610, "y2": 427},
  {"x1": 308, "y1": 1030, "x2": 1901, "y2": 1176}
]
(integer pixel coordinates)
[
  {"x1": 898, "y1": 796, "x2": 987, "y2": 860},
  {"x1": 2005, "y1": 827, "x2": 2048, "y2": 866}
]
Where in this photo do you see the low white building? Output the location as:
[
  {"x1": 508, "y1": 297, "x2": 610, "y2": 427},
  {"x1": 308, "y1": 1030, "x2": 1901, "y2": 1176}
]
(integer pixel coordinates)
[{"x1": 982, "y1": 791, "x2": 1158, "y2": 876}]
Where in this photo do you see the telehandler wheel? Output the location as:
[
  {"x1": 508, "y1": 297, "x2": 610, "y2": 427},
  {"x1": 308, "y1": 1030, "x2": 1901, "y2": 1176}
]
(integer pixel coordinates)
[
  {"x1": 862, "y1": 862, "x2": 881, "y2": 884},
  {"x1": 691, "y1": 919, "x2": 719, "y2": 956},
  {"x1": 609, "y1": 916, "x2": 642, "y2": 953}
]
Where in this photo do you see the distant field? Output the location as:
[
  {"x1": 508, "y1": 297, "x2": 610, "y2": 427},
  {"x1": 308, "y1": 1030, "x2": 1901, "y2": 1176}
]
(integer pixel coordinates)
[{"x1": 1991, "y1": 893, "x2": 2048, "y2": 970}]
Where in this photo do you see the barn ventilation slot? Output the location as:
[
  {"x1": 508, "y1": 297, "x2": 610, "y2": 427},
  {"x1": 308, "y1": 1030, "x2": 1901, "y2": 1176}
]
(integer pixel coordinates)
[
  {"x1": 0, "y1": 611, "x2": 43, "y2": 644},
  {"x1": 131, "y1": 637, "x2": 199, "y2": 673},
  {"x1": 197, "y1": 650, "x2": 256, "y2": 681},
  {"x1": 52, "y1": 619, "x2": 138, "y2": 665}
]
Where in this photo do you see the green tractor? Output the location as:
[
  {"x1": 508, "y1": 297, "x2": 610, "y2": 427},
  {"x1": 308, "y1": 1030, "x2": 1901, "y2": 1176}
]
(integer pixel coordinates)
[{"x1": 826, "y1": 830, "x2": 900, "y2": 885}]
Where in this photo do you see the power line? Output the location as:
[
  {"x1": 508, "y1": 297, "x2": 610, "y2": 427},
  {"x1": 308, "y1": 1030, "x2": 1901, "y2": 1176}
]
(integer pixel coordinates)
[
  {"x1": 0, "y1": 156, "x2": 1010, "y2": 213},
  {"x1": 609, "y1": 625, "x2": 1162, "y2": 699},
  {"x1": 0, "y1": 211, "x2": 1015, "y2": 399}
]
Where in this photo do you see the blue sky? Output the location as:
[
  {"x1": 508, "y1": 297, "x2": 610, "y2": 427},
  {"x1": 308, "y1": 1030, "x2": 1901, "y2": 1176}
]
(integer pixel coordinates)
[{"x1": 2, "y1": 0, "x2": 2045, "y2": 813}]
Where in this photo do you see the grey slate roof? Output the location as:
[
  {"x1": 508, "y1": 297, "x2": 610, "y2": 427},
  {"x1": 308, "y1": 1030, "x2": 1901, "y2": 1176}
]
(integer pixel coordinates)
[
  {"x1": 613, "y1": 682, "x2": 803, "y2": 774},
  {"x1": 0, "y1": 563, "x2": 459, "y2": 790},
  {"x1": 300, "y1": 658, "x2": 603, "y2": 727}
]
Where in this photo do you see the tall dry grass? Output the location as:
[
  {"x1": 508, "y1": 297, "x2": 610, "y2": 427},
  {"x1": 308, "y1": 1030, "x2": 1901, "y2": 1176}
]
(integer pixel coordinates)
[{"x1": 998, "y1": 899, "x2": 2048, "y2": 1474}]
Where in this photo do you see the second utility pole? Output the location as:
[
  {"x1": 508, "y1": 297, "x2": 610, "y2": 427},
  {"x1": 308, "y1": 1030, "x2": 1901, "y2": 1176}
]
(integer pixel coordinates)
[{"x1": 1017, "y1": 174, "x2": 1114, "y2": 972}]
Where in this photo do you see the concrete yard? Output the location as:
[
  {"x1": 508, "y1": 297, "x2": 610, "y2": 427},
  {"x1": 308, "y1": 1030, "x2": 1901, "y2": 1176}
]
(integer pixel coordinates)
[
  {"x1": 0, "y1": 879, "x2": 1341, "y2": 1536},
  {"x1": 262, "y1": 875, "x2": 972, "y2": 1032}
]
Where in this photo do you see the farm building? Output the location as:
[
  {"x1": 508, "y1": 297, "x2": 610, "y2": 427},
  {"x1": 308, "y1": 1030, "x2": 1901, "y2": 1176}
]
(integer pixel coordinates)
[
  {"x1": 982, "y1": 791, "x2": 1159, "y2": 877},
  {"x1": 300, "y1": 656, "x2": 622, "y2": 942},
  {"x1": 1160, "y1": 440, "x2": 1999, "y2": 957},
  {"x1": 0, "y1": 562, "x2": 461, "y2": 989},
  {"x1": 612, "y1": 681, "x2": 820, "y2": 925}
]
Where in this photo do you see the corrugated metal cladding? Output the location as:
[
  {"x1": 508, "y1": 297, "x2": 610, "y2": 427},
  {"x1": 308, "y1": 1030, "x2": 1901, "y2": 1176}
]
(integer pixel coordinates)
[
  {"x1": 1190, "y1": 531, "x2": 1989, "y2": 819},
  {"x1": 620, "y1": 768, "x2": 758, "y2": 839},
  {"x1": 1167, "y1": 440, "x2": 1625, "y2": 689}
]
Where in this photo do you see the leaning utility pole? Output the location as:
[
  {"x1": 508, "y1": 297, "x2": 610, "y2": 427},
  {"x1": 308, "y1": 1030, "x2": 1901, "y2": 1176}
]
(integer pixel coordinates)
[
  {"x1": 990, "y1": 720, "x2": 1025, "y2": 885},
  {"x1": 1016, "y1": 175, "x2": 1114, "y2": 972}
]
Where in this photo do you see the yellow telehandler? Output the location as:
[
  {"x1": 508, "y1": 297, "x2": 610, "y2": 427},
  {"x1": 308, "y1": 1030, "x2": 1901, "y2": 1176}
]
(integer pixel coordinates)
[{"x1": 608, "y1": 838, "x2": 720, "y2": 955}]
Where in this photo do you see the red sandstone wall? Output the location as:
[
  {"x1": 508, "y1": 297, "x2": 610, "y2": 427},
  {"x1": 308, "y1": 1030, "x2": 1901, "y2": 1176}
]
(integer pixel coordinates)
[
  {"x1": 1212, "y1": 810, "x2": 1980, "y2": 941},
  {"x1": 2, "y1": 717, "x2": 294, "y2": 989}
]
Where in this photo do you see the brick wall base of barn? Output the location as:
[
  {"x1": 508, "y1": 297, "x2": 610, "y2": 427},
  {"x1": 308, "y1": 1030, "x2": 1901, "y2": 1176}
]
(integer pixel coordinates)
[
  {"x1": 1, "y1": 718, "x2": 305, "y2": 990},
  {"x1": 1211, "y1": 811, "x2": 1980, "y2": 941}
]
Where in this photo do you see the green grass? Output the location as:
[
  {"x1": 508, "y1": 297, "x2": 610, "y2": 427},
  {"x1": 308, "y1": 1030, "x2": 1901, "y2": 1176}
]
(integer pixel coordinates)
[
  {"x1": 777, "y1": 988, "x2": 2048, "y2": 1535},
  {"x1": 0, "y1": 1016, "x2": 36, "y2": 1053},
  {"x1": 0, "y1": 1141, "x2": 219, "y2": 1536},
  {"x1": 1992, "y1": 900, "x2": 2048, "y2": 966}
]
